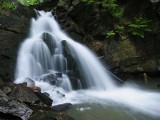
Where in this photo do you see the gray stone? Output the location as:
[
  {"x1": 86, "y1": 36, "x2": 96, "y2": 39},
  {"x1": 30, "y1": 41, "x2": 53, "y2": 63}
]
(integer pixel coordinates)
[
  {"x1": 2, "y1": 86, "x2": 12, "y2": 95},
  {"x1": 0, "y1": 89, "x2": 32, "y2": 120},
  {"x1": 10, "y1": 85, "x2": 39, "y2": 104},
  {"x1": 35, "y1": 92, "x2": 53, "y2": 106}
]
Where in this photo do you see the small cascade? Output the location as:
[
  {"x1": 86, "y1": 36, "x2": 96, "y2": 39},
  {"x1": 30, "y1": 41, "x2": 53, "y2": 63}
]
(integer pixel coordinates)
[
  {"x1": 14, "y1": 11, "x2": 160, "y2": 118},
  {"x1": 15, "y1": 11, "x2": 115, "y2": 90}
]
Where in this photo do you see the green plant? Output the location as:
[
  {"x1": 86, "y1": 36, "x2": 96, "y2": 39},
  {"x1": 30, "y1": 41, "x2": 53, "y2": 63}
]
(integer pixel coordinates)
[
  {"x1": 111, "y1": 7, "x2": 123, "y2": 18},
  {"x1": 18, "y1": 0, "x2": 39, "y2": 6},
  {"x1": 106, "y1": 30, "x2": 116, "y2": 38},
  {"x1": 82, "y1": 0, "x2": 94, "y2": 4},
  {"x1": 1, "y1": 1, "x2": 16, "y2": 10},
  {"x1": 127, "y1": 17, "x2": 152, "y2": 38},
  {"x1": 115, "y1": 25, "x2": 125, "y2": 33}
]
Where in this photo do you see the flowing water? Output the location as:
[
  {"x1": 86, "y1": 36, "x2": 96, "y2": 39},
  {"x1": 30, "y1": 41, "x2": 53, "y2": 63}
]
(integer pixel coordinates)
[{"x1": 15, "y1": 11, "x2": 160, "y2": 120}]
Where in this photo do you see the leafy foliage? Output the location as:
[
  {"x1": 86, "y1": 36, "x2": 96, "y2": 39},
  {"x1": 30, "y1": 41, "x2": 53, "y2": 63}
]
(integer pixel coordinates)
[
  {"x1": 115, "y1": 25, "x2": 125, "y2": 33},
  {"x1": 1, "y1": 1, "x2": 16, "y2": 10},
  {"x1": 106, "y1": 30, "x2": 116, "y2": 38},
  {"x1": 17, "y1": 0, "x2": 40, "y2": 6},
  {"x1": 82, "y1": 0, "x2": 94, "y2": 4},
  {"x1": 111, "y1": 7, "x2": 123, "y2": 18},
  {"x1": 82, "y1": 0, "x2": 123, "y2": 18},
  {"x1": 127, "y1": 17, "x2": 152, "y2": 38}
]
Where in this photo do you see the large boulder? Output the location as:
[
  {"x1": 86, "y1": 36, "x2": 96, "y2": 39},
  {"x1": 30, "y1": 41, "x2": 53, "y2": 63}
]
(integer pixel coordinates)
[
  {"x1": 0, "y1": 89, "x2": 33, "y2": 120},
  {"x1": 9, "y1": 84, "x2": 40, "y2": 104}
]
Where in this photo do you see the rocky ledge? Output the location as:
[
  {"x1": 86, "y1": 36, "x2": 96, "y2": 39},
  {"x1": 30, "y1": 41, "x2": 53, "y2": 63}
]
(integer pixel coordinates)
[{"x1": 0, "y1": 78, "x2": 73, "y2": 120}]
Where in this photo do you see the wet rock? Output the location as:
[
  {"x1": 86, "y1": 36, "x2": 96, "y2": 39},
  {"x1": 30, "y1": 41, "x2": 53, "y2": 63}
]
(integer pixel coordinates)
[
  {"x1": 29, "y1": 110, "x2": 74, "y2": 120},
  {"x1": 35, "y1": 92, "x2": 53, "y2": 106},
  {"x1": 42, "y1": 32, "x2": 56, "y2": 55},
  {"x1": 52, "y1": 103, "x2": 72, "y2": 112},
  {"x1": 39, "y1": 73, "x2": 58, "y2": 85},
  {"x1": 29, "y1": 110, "x2": 55, "y2": 120},
  {"x1": 0, "y1": 89, "x2": 33, "y2": 120},
  {"x1": 24, "y1": 77, "x2": 35, "y2": 87},
  {"x1": 32, "y1": 86, "x2": 41, "y2": 93},
  {"x1": 9, "y1": 84, "x2": 40, "y2": 104},
  {"x1": 2, "y1": 86, "x2": 12, "y2": 95},
  {"x1": 39, "y1": 72, "x2": 64, "y2": 86},
  {"x1": 28, "y1": 104, "x2": 53, "y2": 113}
]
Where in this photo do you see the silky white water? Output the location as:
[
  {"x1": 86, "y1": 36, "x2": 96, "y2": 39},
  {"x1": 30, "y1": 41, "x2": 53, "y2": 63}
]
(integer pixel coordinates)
[{"x1": 15, "y1": 11, "x2": 160, "y2": 119}]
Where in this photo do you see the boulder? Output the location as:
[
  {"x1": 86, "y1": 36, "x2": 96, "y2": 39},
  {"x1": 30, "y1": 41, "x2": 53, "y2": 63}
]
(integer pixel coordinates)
[
  {"x1": 9, "y1": 84, "x2": 40, "y2": 104},
  {"x1": 42, "y1": 32, "x2": 56, "y2": 55},
  {"x1": 2, "y1": 86, "x2": 12, "y2": 95},
  {"x1": 29, "y1": 110, "x2": 54, "y2": 120},
  {"x1": 0, "y1": 89, "x2": 33, "y2": 120},
  {"x1": 35, "y1": 92, "x2": 53, "y2": 106},
  {"x1": 29, "y1": 110, "x2": 74, "y2": 120},
  {"x1": 24, "y1": 77, "x2": 35, "y2": 87},
  {"x1": 39, "y1": 72, "x2": 64, "y2": 86},
  {"x1": 52, "y1": 103, "x2": 72, "y2": 112},
  {"x1": 32, "y1": 86, "x2": 41, "y2": 93}
]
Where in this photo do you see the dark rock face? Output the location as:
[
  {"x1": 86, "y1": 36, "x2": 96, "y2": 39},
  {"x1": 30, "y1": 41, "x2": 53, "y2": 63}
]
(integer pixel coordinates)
[{"x1": 0, "y1": 5, "x2": 35, "y2": 81}]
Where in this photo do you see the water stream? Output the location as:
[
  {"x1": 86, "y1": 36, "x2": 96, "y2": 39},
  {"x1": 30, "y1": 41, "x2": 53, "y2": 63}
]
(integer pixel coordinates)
[{"x1": 15, "y1": 11, "x2": 160, "y2": 120}]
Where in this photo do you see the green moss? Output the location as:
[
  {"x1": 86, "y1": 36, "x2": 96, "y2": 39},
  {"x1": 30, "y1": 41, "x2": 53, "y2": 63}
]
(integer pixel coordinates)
[{"x1": 1, "y1": 1, "x2": 16, "y2": 10}]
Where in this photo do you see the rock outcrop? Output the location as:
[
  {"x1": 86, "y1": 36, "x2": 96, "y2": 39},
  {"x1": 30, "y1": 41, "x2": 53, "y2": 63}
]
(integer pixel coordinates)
[
  {"x1": 0, "y1": 4, "x2": 35, "y2": 81},
  {"x1": 0, "y1": 78, "x2": 73, "y2": 120}
]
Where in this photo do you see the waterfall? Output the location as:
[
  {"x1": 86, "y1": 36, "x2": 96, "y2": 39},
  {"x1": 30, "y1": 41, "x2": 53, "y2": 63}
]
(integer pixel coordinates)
[
  {"x1": 15, "y1": 11, "x2": 115, "y2": 90},
  {"x1": 15, "y1": 11, "x2": 160, "y2": 118}
]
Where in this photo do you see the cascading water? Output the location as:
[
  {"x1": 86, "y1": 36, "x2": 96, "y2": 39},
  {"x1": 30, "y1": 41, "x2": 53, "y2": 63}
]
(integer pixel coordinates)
[
  {"x1": 15, "y1": 11, "x2": 160, "y2": 119},
  {"x1": 15, "y1": 10, "x2": 115, "y2": 90}
]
